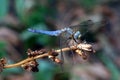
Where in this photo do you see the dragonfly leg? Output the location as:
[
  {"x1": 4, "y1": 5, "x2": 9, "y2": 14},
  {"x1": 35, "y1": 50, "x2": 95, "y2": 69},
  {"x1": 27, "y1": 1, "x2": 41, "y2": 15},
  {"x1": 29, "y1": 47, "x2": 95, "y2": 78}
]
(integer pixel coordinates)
[
  {"x1": 66, "y1": 39, "x2": 76, "y2": 65},
  {"x1": 59, "y1": 36, "x2": 64, "y2": 72}
]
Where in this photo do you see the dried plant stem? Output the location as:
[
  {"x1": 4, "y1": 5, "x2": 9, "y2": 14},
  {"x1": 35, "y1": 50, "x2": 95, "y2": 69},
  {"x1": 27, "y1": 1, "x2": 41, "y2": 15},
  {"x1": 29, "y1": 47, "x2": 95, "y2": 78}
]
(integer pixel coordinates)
[{"x1": 4, "y1": 46, "x2": 77, "y2": 69}]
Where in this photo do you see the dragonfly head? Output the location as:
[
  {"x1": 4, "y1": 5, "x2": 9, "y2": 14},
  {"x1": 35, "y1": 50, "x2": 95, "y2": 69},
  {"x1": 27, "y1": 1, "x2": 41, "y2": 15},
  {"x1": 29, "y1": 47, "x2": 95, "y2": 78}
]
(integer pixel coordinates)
[{"x1": 74, "y1": 31, "x2": 81, "y2": 41}]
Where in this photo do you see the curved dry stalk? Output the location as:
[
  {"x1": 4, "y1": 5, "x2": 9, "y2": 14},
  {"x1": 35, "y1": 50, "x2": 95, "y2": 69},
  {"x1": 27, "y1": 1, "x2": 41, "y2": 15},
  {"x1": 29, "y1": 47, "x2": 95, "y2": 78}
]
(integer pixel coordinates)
[{"x1": 3, "y1": 43, "x2": 93, "y2": 69}]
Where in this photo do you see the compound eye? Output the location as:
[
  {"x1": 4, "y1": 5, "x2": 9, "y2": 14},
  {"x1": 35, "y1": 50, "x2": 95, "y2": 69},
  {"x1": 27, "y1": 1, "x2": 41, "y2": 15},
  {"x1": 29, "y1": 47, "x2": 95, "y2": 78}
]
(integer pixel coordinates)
[{"x1": 78, "y1": 35, "x2": 81, "y2": 39}]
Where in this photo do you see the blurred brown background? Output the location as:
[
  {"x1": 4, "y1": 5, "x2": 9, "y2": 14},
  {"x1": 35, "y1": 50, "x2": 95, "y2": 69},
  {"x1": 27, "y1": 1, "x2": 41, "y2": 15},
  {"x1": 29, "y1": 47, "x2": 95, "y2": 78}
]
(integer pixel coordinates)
[{"x1": 0, "y1": 0, "x2": 120, "y2": 80}]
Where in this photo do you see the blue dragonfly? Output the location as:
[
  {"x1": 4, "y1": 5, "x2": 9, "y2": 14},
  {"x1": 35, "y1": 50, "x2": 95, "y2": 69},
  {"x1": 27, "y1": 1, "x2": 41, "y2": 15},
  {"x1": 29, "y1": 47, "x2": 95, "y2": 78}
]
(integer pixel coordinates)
[
  {"x1": 28, "y1": 20, "x2": 94, "y2": 45},
  {"x1": 28, "y1": 20, "x2": 99, "y2": 65}
]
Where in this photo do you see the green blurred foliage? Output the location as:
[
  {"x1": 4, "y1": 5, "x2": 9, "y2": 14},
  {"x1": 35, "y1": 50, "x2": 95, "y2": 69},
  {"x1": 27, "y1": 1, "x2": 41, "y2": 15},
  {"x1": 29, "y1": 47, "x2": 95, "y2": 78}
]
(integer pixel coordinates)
[
  {"x1": 0, "y1": 41, "x2": 7, "y2": 58},
  {"x1": 34, "y1": 60, "x2": 55, "y2": 80},
  {"x1": 21, "y1": 23, "x2": 56, "y2": 49},
  {"x1": 15, "y1": 0, "x2": 25, "y2": 17},
  {"x1": 0, "y1": 0, "x2": 8, "y2": 18},
  {"x1": 16, "y1": 0, "x2": 56, "y2": 50}
]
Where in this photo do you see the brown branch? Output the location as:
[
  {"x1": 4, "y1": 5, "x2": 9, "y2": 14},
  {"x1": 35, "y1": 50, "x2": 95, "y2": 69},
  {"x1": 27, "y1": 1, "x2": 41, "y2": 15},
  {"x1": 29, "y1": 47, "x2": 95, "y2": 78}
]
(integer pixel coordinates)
[{"x1": 3, "y1": 43, "x2": 94, "y2": 69}]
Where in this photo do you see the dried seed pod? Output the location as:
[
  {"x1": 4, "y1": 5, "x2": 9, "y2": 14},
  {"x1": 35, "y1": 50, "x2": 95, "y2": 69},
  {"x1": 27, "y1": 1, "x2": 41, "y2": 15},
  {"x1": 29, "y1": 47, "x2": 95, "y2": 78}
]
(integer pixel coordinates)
[
  {"x1": 29, "y1": 60, "x2": 38, "y2": 67},
  {"x1": 21, "y1": 60, "x2": 39, "y2": 72},
  {"x1": 30, "y1": 60, "x2": 39, "y2": 72},
  {"x1": 48, "y1": 55, "x2": 62, "y2": 64},
  {"x1": 27, "y1": 49, "x2": 33, "y2": 57},
  {"x1": 21, "y1": 64, "x2": 32, "y2": 72},
  {"x1": 39, "y1": 49, "x2": 47, "y2": 54},
  {"x1": 75, "y1": 49, "x2": 88, "y2": 60},
  {"x1": 21, "y1": 62, "x2": 30, "y2": 71},
  {"x1": 48, "y1": 49, "x2": 58, "y2": 57},
  {"x1": 51, "y1": 52, "x2": 59, "y2": 56},
  {"x1": 75, "y1": 49, "x2": 82, "y2": 56},
  {"x1": 31, "y1": 66, "x2": 39, "y2": 72},
  {"x1": 27, "y1": 49, "x2": 48, "y2": 57},
  {"x1": 34, "y1": 50, "x2": 39, "y2": 55},
  {"x1": 48, "y1": 49, "x2": 63, "y2": 64},
  {"x1": 77, "y1": 44, "x2": 93, "y2": 51},
  {"x1": 48, "y1": 55, "x2": 54, "y2": 59},
  {"x1": 0, "y1": 58, "x2": 7, "y2": 73},
  {"x1": 48, "y1": 55, "x2": 55, "y2": 62},
  {"x1": 54, "y1": 58, "x2": 62, "y2": 64}
]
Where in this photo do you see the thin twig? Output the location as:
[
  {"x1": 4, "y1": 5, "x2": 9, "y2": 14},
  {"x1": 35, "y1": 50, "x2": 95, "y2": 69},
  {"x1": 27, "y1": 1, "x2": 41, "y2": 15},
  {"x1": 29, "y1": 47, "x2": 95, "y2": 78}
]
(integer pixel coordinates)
[
  {"x1": 3, "y1": 43, "x2": 93, "y2": 69},
  {"x1": 4, "y1": 46, "x2": 77, "y2": 69}
]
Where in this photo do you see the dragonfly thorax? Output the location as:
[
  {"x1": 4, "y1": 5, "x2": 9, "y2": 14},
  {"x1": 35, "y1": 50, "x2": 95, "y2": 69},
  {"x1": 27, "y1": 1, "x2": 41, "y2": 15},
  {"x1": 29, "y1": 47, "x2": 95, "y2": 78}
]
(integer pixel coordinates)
[{"x1": 65, "y1": 27, "x2": 73, "y2": 35}]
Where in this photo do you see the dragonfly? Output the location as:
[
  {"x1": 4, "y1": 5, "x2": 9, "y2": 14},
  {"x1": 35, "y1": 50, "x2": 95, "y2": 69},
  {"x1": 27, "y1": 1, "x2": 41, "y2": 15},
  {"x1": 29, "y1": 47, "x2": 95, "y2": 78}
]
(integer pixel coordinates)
[
  {"x1": 28, "y1": 20, "x2": 103, "y2": 65},
  {"x1": 28, "y1": 20, "x2": 94, "y2": 44}
]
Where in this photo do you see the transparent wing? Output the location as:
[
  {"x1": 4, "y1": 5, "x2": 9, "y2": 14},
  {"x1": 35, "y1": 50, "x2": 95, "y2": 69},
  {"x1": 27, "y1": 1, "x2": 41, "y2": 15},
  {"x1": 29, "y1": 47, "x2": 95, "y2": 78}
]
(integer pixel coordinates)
[
  {"x1": 59, "y1": 31, "x2": 77, "y2": 65},
  {"x1": 59, "y1": 30, "x2": 72, "y2": 48},
  {"x1": 58, "y1": 20, "x2": 98, "y2": 64},
  {"x1": 58, "y1": 20, "x2": 94, "y2": 48},
  {"x1": 57, "y1": 20, "x2": 92, "y2": 48},
  {"x1": 69, "y1": 20, "x2": 107, "y2": 34},
  {"x1": 69, "y1": 20, "x2": 94, "y2": 34}
]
